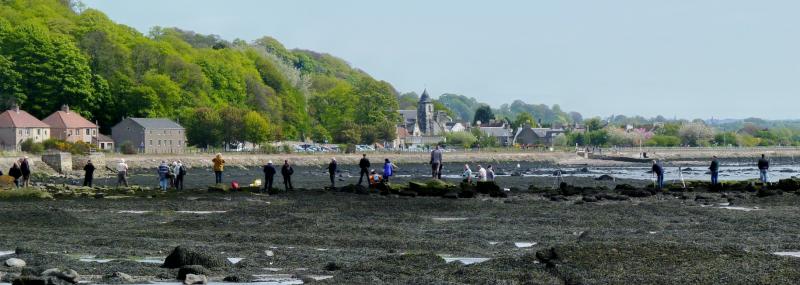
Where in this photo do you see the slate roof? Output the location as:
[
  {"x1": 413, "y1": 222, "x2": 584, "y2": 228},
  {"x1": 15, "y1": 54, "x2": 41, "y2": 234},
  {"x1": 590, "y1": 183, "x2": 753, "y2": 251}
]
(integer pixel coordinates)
[
  {"x1": 127, "y1": 118, "x2": 184, "y2": 129},
  {"x1": 0, "y1": 109, "x2": 49, "y2": 128}
]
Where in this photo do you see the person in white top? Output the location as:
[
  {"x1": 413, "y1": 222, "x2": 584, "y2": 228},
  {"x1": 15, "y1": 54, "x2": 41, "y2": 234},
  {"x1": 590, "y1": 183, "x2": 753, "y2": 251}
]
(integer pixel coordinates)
[
  {"x1": 477, "y1": 165, "x2": 487, "y2": 182},
  {"x1": 117, "y1": 159, "x2": 129, "y2": 187},
  {"x1": 462, "y1": 164, "x2": 473, "y2": 183}
]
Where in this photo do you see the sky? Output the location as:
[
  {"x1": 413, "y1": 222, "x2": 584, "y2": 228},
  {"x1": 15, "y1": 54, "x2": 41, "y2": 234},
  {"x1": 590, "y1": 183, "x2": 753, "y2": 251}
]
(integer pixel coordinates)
[{"x1": 82, "y1": 0, "x2": 800, "y2": 120}]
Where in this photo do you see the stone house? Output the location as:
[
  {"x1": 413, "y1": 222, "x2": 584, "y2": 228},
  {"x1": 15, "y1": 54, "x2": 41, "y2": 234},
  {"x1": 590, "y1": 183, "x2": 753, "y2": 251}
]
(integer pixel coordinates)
[
  {"x1": 513, "y1": 125, "x2": 566, "y2": 146},
  {"x1": 0, "y1": 105, "x2": 50, "y2": 150},
  {"x1": 111, "y1": 118, "x2": 187, "y2": 154},
  {"x1": 42, "y1": 105, "x2": 98, "y2": 144}
]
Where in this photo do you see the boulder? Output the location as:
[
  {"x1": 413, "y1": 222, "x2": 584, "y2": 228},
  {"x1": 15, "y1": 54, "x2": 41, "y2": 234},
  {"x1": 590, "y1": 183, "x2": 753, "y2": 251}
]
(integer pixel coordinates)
[
  {"x1": 324, "y1": 261, "x2": 341, "y2": 271},
  {"x1": 11, "y1": 276, "x2": 47, "y2": 285},
  {"x1": 475, "y1": 181, "x2": 501, "y2": 194},
  {"x1": 162, "y1": 246, "x2": 227, "y2": 269},
  {"x1": 222, "y1": 275, "x2": 252, "y2": 283},
  {"x1": 182, "y1": 274, "x2": 207, "y2": 285},
  {"x1": 595, "y1": 175, "x2": 615, "y2": 181},
  {"x1": 102, "y1": 272, "x2": 134, "y2": 284},
  {"x1": 775, "y1": 179, "x2": 800, "y2": 191},
  {"x1": 177, "y1": 265, "x2": 210, "y2": 281},
  {"x1": 41, "y1": 269, "x2": 79, "y2": 284},
  {"x1": 5, "y1": 258, "x2": 26, "y2": 268}
]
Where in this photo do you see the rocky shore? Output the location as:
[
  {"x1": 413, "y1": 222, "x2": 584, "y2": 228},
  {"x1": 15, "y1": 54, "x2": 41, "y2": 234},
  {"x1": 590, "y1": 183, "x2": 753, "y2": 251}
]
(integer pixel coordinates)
[{"x1": 1, "y1": 176, "x2": 800, "y2": 284}]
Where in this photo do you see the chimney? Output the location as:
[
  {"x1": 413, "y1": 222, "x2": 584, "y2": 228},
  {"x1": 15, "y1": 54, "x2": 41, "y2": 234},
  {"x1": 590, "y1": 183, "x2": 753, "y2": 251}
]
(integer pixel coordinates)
[{"x1": 62, "y1": 104, "x2": 70, "y2": 113}]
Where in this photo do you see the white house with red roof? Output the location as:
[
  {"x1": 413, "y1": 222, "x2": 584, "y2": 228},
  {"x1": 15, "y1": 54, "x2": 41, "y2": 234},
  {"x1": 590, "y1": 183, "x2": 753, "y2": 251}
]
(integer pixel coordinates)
[
  {"x1": 0, "y1": 104, "x2": 51, "y2": 150},
  {"x1": 42, "y1": 105, "x2": 98, "y2": 144}
]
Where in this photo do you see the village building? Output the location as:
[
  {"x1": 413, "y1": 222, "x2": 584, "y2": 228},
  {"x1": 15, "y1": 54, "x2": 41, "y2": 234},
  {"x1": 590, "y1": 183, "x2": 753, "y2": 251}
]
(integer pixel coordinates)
[
  {"x1": 42, "y1": 105, "x2": 98, "y2": 144},
  {"x1": 0, "y1": 105, "x2": 50, "y2": 150},
  {"x1": 512, "y1": 124, "x2": 567, "y2": 146},
  {"x1": 476, "y1": 120, "x2": 514, "y2": 146},
  {"x1": 111, "y1": 118, "x2": 187, "y2": 154}
]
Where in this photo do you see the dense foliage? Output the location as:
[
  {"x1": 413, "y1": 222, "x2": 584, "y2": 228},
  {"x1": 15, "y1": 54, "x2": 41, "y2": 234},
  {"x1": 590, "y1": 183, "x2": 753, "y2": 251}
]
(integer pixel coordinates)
[{"x1": 0, "y1": 0, "x2": 399, "y2": 147}]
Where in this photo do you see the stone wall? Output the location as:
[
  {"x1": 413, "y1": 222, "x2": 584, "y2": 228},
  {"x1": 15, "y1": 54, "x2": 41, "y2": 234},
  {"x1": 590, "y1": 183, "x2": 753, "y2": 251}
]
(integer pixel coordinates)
[
  {"x1": 72, "y1": 152, "x2": 106, "y2": 171},
  {"x1": 41, "y1": 152, "x2": 72, "y2": 174}
]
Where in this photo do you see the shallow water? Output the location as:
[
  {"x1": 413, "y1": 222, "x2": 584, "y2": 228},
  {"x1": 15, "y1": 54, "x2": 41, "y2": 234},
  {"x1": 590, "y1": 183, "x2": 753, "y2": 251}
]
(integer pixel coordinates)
[
  {"x1": 774, "y1": 252, "x2": 800, "y2": 258},
  {"x1": 438, "y1": 254, "x2": 491, "y2": 265},
  {"x1": 514, "y1": 242, "x2": 536, "y2": 248}
]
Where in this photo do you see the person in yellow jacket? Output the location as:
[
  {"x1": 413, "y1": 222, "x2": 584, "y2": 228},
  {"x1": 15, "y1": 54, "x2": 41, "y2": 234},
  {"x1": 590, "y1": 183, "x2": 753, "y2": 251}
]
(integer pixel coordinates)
[{"x1": 212, "y1": 153, "x2": 225, "y2": 184}]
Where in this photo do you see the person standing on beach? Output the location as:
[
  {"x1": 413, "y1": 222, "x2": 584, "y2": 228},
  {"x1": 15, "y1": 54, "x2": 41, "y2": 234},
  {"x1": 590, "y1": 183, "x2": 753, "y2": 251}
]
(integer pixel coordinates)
[
  {"x1": 117, "y1": 159, "x2": 129, "y2": 187},
  {"x1": 328, "y1": 158, "x2": 337, "y2": 188},
  {"x1": 477, "y1": 165, "x2": 487, "y2": 182},
  {"x1": 709, "y1": 156, "x2": 720, "y2": 186},
  {"x1": 652, "y1": 160, "x2": 664, "y2": 189},
  {"x1": 462, "y1": 164, "x2": 473, "y2": 183},
  {"x1": 9, "y1": 162, "x2": 22, "y2": 188},
  {"x1": 383, "y1": 159, "x2": 397, "y2": 182},
  {"x1": 486, "y1": 165, "x2": 495, "y2": 181},
  {"x1": 212, "y1": 153, "x2": 225, "y2": 184},
  {"x1": 169, "y1": 161, "x2": 178, "y2": 188},
  {"x1": 431, "y1": 145, "x2": 443, "y2": 179},
  {"x1": 358, "y1": 154, "x2": 370, "y2": 185},
  {"x1": 758, "y1": 154, "x2": 770, "y2": 183},
  {"x1": 157, "y1": 161, "x2": 169, "y2": 191},
  {"x1": 281, "y1": 160, "x2": 294, "y2": 190},
  {"x1": 263, "y1": 160, "x2": 276, "y2": 192},
  {"x1": 83, "y1": 160, "x2": 96, "y2": 187},
  {"x1": 20, "y1": 156, "x2": 31, "y2": 187},
  {"x1": 175, "y1": 161, "x2": 186, "y2": 191}
]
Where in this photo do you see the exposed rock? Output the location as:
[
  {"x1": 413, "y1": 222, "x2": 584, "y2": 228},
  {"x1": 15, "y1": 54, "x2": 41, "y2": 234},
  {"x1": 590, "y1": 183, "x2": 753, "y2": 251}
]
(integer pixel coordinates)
[
  {"x1": 756, "y1": 188, "x2": 782, "y2": 198},
  {"x1": 694, "y1": 194, "x2": 713, "y2": 201},
  {"x1": 324, "y1": 261, "x2": 341, "y2": 271},
  {"x1": 775, "y1": 179, "x2": 800, "y2": 191},
  {"x1": 162, "y1": 246, "x2": 227, "y2": 269},
  {"x1": 475, "y1": 181, "x2": 501, "y2": 194},
  {"x1": 182, "y1": 274, "x2": 207, "y2": 285},
  {"x1": 177, "y1": 265, "x2": 210, "y2": 281},
  {"x1": 582, "y1": 196, "x2": 599, "y2": 203},
  {"x1": 597, "y1": 193, "x2": 630, "y2": 201},
  {"x1": 5, "y1": 258, "x2": 26, "y2": 268},
  {"x1": 223, "y1": 275, "x2": 252, "y2": 282},
  {"x1": 549, "y1": 195, "x2": 568, "y2": 202},
  {"x1": 595, "y1": 174, "x2": 615, "y2": 181},
  {"x1": 12, "y1": 276, "x2": 47, "y2": 285},
  {"x1": 41, "y1": 268, "x2": 79, "y2": 284},
  {"x1": 102, "y1": 272, "x2": 134, "y2": 284}
]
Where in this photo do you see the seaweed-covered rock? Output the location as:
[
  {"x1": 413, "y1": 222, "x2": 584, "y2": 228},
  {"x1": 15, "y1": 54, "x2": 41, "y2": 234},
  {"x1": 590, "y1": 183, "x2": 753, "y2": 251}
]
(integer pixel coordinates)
[
  {"x1": 595, "y1": 175, "x2": 615, "y2": 181},
  {"x1": 222, "y1": 275, "x2": 252, "y2": 283},
  {"x1": 162, "y1": 246, "x2": 227, "y2": 269},
  {"x1": 597, "y1": 193, "x2": 630, "y2": 201},
  {"x1": 12, "y1": 276, "x2": 48, "y2": 285},
  {"x1": 324, "y1": 261, "x2": 341, "y2": 271},
  {"x1": 476, "y1": 181, "x2": 501, "y2": 194},
  {"x1": 408, "y1": 180, "x2": 455, "y2": 196},
  {"x1": 177, "y1": 265, "x2": 210, "y2": 280},
  {"x1": 756, "y1": 188, "x2": 782, "y2": 198},
  {"x1": 101, "y1": 272, "x2": 135, "y2": 284},
  {"x1": 617, "y1": 185, "x2": 654, "y2": 197},
  {"x1": 775, "y1": 179, "x2": 800, "y2": 191}
]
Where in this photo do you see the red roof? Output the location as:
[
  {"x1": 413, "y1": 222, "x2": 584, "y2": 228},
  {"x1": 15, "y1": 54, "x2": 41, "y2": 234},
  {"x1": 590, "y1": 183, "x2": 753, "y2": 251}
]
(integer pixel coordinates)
[
  {"x1": 0, "y1": 109, "x2": 50, "y2": 128},
  {"x1": 43, "y1": 110, "x2": 97, "y2": 129},
  {"x1": 396, "y1": 127, "x2": 410, "y2": 138}
]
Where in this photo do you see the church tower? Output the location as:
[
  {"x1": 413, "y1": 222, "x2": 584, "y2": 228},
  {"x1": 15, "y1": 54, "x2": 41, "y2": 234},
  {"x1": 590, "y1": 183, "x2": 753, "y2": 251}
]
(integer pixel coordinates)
[{"x1": 417, "y1": 89, "x2": 435, "y2": 135}]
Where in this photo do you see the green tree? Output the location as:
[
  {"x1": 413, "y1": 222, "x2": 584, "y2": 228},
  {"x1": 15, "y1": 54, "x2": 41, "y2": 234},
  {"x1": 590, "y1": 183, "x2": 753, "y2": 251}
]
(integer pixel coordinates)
[
  {"x1": 512, "y1": 112, "x2": 537, "y2": 130},
  {"x1": 445, "y1": 131, "x2": 477, "y2": 149},
  {"x1": 0, "y1": 55, "x2": 22, "y2": 108},
  {"x1": 185, "y1": 107, "x2": 222, "y2": 148},
  {"x1": 242, "y1": 111, "x2": 271, "y2": 145},
  {"x1": 473, "y1": 105, "x2": 495, "y2": 125}
]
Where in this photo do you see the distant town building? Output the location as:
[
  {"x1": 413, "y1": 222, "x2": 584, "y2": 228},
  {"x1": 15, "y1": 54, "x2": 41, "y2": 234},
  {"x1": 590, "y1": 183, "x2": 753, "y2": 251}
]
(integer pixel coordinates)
[
  {"x1": 42, "y1": 105, "x2": 98, "y2": 144},
  {"x1": 93, "y1": 134, "x2": 114, "y2": 151},
  {"x1": 513, "y1": 125, "x2": 566, "y2": 146},
  {"x1": 398, "y1": 89, "x2": 452, "y2": 136},
  {"x1": 112, "y1": 118, "x2": 187, "y2": 154},
  {"x1": 477, "y1": 120, "x2": 514, "y2": 146},
  {"x1": 0, "y1": 104, "x2": 50, "y2": 150}
]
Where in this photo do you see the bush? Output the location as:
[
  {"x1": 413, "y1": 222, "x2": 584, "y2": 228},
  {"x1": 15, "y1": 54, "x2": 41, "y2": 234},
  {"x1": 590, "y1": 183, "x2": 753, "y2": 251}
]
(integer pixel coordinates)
[
  {"x1": 281, "y1": 144, "x2": 292, "y2": 154},
  {"x1": 20, "y1": 139, "x2": 44, "y2": 154},
  {"x1": 120, "y1": 141, "x2": 137, "y2": 155}
]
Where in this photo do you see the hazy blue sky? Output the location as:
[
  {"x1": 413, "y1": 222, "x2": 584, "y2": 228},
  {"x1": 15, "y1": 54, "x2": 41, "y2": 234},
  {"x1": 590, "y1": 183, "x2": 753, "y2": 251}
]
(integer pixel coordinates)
[{"x1": 82, "y1": 0, "x2": 800, "y2": 119}]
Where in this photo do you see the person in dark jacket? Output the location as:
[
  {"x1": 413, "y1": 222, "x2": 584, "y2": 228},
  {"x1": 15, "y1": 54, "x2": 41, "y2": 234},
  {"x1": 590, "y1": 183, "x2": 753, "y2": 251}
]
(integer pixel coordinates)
[
  {"x1": 281, "y1": 160, "x2": 294, "y2": 190},
  {"x1": 358, "y1": 154, "x2": 370, "y2": 185},
  {"x1": 328, "y1": 158, "x2": 337, "y2": 188},
  {"x1": 709, "y1": 156, "x2": 720, "y2": 185},
  {"x1": 263, "y1": 160, "x2": 276, "y2": 192},
  {"x1": 83, "y1": 160, "x2": 96, "y2": 187},
  {"x1": 758, "y1": 154, "x2": 770, "y2": 183},
  {"x1": 651, "y1": 160, "x2": 664, "y2": 189},
  {"x1": 430, "y1": 145, "x2": 443, "y2": 179},
  {"x1": 20, "y1": 156, "x2": 31, "y2": 187},
  {"x1": 175, "y1": 161, "x2": 186, "y2": 191},
  {"x1": 9, "y1": 162, "x2": 22, "y2": 188}
]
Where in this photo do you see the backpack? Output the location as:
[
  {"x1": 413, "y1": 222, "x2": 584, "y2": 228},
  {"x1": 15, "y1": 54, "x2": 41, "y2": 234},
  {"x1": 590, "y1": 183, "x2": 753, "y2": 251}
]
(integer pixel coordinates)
[{"x1": 179, "y1": 165, "x2": 187, "y2": 176}]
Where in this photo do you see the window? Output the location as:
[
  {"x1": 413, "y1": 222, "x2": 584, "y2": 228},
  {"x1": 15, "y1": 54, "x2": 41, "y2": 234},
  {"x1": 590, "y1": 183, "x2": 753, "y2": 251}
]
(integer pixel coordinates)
[
  {"x1": 18, "y1": 130, "x2": 21, "y2": 135},
  {"x1": 164, "y1": 130, "x2": 167, "y2": 134},
  {"x1": 92, "y1": 129, "x2": 96, "y2": 135},
  {"x1": 69, "y1": 130, "x2": 73, "y2": 135},
  {"x1": 169, "y1": 140, "x2": 172, "y2": 145},
  {"x1": 158, "y1": 140, "x2": 161, "y2": 145},
  {"x1": 149, "y1": 140, "x2": 153, "y2": 146},
  {"x1": 178, "y1": 141, "x2": 182, "y2": 146},
  {"x1": 37, "y1": 129, "x2": 40, "y2": 135},
  {"x1": 85, "y1": 129, "x2": 90, "y2": 135}
]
